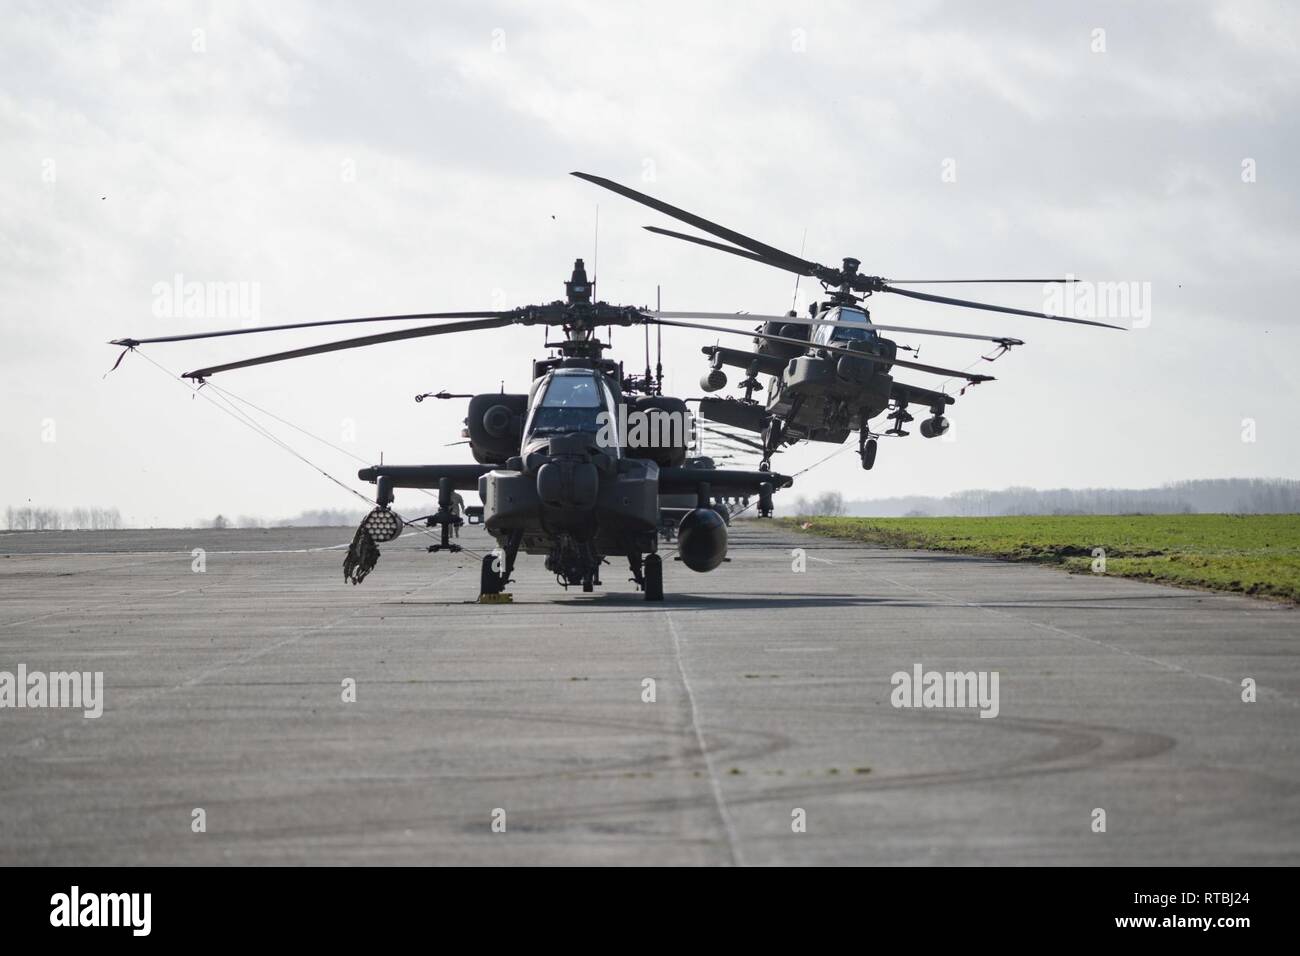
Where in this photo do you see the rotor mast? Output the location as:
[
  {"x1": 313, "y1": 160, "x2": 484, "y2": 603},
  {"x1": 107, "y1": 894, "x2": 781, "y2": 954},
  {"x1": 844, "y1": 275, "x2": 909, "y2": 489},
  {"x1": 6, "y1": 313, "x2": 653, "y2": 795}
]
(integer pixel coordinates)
[{"x1": 548, "y1": 258, "x2": 639, "y2": 364}]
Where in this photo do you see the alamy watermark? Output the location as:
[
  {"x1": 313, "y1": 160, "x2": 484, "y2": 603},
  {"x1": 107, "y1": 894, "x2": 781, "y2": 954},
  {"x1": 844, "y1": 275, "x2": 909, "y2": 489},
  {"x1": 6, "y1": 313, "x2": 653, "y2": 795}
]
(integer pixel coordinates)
[
  {"x1": 50, "y1": 886, "x2": 150, "y2": 936},
  {"x1": 0, "y1": 665, "x2": 103, "y2": 718},
  {"x1": 1044, "y1": 274, "x2": 1151, "y2": 328},
  {"x1": 152, "y1": 273, "x2": 261, "y2": 324},
  {"x1": 890, "y1": 663, "x2": 999, "y2": 718},
  {"x1": 595, "y1": 404, "x2": 696, "y2": 449}
]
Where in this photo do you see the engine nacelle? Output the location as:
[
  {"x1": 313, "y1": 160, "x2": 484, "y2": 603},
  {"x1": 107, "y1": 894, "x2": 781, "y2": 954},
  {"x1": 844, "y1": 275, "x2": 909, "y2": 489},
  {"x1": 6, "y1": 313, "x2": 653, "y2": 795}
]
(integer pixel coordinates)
[
  {"x1": 466, "y1": 393, "x2": 528, "y2": 464},
  {"x1": 623, "y1": 396, "x2": 693, "y2": 468},
  {"x1": 677, "y1": 507, "x2": 728, "y2": 572},
  {"x1": 754, "y1": 318, "x2": 810, "y2": 361}
]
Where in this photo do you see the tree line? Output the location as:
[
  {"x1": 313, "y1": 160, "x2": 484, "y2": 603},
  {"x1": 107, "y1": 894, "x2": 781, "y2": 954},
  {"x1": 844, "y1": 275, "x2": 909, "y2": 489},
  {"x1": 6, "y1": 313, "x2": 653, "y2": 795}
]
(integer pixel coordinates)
[
  {"x1": 783, "y1": 478, "x2": 1300, "y2": 517},
  {"x1": 4, "y1": 506, "x2": 123, "y2": 530}
]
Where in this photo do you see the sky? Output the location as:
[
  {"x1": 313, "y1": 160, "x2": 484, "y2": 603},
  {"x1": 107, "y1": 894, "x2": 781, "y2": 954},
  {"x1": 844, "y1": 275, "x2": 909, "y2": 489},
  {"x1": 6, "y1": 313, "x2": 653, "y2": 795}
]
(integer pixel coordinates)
[{"x1": 2, "y1": 0, "x2": 1298, "y2": 526}]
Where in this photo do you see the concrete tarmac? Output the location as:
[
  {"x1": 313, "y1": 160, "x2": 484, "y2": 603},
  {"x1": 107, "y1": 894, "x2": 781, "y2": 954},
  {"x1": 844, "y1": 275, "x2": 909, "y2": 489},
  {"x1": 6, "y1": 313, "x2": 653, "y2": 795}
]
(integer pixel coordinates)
[{"x1": 1, "y1": 522, "x2": 1297, "y2": 865}]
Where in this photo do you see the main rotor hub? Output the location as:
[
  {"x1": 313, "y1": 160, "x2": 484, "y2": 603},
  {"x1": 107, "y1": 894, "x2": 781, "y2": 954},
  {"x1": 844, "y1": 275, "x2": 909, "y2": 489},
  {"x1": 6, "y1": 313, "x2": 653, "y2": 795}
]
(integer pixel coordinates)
[{"x1": 523, "y1": 260, "x2": 644, "y2": 364}]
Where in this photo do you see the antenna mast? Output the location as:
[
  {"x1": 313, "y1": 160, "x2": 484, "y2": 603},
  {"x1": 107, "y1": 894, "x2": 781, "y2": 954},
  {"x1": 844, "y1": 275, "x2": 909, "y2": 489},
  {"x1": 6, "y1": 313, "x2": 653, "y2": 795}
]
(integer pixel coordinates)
[
  {"x1": 655, "y1": 284, "x2": 663, "y2": 394},
  {"x1": 791, "y1": 227, "x2": 807, "y2": 312}
]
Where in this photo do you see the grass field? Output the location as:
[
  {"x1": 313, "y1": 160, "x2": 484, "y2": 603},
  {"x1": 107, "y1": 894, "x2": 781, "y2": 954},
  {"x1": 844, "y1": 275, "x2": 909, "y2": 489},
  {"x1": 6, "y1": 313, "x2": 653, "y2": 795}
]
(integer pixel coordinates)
[{"x1": 777, "y1": 514, "x2": 1300, "y2": 602}]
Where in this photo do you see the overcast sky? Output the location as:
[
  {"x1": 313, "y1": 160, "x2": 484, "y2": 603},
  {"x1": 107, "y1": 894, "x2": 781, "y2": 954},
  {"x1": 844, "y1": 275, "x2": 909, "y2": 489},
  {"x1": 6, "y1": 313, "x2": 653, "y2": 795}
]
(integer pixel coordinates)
[{"x1": 3, "y1": 0, "x2": 1298, "y2": 526}]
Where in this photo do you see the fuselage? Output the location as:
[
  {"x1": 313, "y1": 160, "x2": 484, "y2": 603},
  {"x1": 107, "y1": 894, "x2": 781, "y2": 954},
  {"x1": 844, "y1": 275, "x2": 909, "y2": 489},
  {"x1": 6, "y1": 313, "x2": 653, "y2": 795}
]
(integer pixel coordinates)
[{"x1": 765, "y1": 303, "x2": 897, "y2": 444}]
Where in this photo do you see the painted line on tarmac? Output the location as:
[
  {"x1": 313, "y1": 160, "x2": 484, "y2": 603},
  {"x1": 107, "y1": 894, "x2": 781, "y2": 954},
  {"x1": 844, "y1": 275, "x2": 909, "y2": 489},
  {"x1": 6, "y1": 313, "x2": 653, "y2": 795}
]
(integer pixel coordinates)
[{"x1": 665, "y1": 610, "x2": 744, "y2": 867}]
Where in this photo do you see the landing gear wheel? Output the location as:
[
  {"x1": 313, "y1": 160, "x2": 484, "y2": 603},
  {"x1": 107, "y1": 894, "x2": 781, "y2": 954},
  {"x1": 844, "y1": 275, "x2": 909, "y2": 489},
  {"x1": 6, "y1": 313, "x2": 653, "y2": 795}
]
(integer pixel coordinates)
[
  {"x1": 643, "y1": 554, "x2": 663, "y2": 602},
  {"x1": 480, "y1": 554, "x2": 504, "y2": 595},
  {"x1": 582, "y1": 574, "x2": 594, "y2": 593},
  {"x1": 860, "y1": 437, "x2": 878, "y2": 470}
]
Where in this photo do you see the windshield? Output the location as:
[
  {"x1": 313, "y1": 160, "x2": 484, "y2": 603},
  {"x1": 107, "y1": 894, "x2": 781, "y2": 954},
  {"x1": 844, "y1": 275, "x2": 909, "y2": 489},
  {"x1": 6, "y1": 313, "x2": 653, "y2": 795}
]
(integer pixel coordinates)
[
  {"x1": 827, "y1": 307, "x2": 877, "y2": 344},
  {"x1": 528, "y1": 374, "x2": 607, "y2": 436}
]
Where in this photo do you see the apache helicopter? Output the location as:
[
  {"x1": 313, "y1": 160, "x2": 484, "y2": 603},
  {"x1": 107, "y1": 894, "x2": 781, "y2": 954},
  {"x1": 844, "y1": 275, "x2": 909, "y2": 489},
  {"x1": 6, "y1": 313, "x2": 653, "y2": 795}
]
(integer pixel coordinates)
[
  {"x1": 108, "y1": 259, "x2": 795, "y2": 602},
  {"x1": 573, "y1": 172, "x2": 1123, "y2": 471}
]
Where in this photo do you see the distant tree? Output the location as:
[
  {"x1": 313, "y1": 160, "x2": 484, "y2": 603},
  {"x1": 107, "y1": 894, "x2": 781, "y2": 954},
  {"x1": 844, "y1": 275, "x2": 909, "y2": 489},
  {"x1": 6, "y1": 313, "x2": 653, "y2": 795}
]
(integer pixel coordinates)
[
  {"x1": 211, "y1": 514, "x2": 229, "y2": 529},
  {"x1": 812, "y1": 491, "x2": 846, "y2": 517},
  {"x1": 838, "y1": 479, "x2": 1300, "y2": 518},
  {"x1": 3, "y1": 505, "x2": 122, "y2": 531},
  {"x1": 276, "y1": 509, "x2": 367, "y2": 527}
]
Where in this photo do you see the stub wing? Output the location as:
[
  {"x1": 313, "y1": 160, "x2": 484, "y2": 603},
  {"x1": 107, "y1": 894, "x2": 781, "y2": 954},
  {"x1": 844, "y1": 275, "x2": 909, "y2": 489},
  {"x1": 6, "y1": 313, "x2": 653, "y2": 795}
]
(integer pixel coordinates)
[
  {"x1": 889, "y1": 382, "x2": 955, "y2": 409},
  {"x1": 357, "y1": 464, "x2": 492, "y2": 490}
]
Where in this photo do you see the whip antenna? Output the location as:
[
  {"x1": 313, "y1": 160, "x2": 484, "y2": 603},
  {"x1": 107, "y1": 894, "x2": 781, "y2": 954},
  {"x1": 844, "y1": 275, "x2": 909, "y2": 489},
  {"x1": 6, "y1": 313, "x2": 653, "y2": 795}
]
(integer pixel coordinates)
[
  {"x1": 656, "y1": 285, "x2": 663, "y2": 394},
  {"x1": 791, "y1": 228, "x2": 807, "y2": 312}
]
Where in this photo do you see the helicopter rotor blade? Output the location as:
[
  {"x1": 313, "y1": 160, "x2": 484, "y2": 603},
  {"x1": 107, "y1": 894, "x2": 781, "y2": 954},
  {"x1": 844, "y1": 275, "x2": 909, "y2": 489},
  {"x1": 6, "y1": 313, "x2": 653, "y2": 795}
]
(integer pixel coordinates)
[
  {"x1": 880, "y1": 285, "x2": 1125, "y2": 330},
  {"x1": 571, "y1": 172, "x2": 822, "y2": 277},
  {"x1": 644, "y1": 316, "x2": 995, "y2": 383},
  {"x1": 885, "y1": 278, "x2": 1081, "y2": 285},
  {"x1": 642, "y1": 226, "x2": 810, "y2": 275},
  {"x1": 699, "y1": 422, "x2": 759, "y2": 438},
  {"x1": 110, "y1": 311, "x2": 506, "y2": 348},
  {"x1": 574, "y1": 171, "x2": 1105, "y2": 329},
  {"x1": 183, "y1": 315, "x2": 516, "y2": 379},
  {"x1": 698, "y1": 425, "x2": 767, "y2": 452},
  {"x1": 706, "y1": 439, "x2": 765, "y2": 454},
  {"x1": 702, "y1": 438, "x2": 762, "y2": 453},
  {"x1": 651, "y1": 311, "x2": 1023, "y2": 346}
]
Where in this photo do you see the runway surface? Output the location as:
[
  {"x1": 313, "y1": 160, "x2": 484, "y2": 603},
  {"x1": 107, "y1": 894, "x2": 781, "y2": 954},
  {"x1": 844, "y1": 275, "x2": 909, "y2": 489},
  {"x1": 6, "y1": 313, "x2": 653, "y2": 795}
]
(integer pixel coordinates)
[{"x1": 1, "y1": 522, "x2": 1298, "y2": 865}]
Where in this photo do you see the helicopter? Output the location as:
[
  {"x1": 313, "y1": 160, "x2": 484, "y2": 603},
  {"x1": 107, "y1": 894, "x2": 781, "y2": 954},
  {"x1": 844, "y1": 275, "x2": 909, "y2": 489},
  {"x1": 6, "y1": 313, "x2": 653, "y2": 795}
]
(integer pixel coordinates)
[
  {"x1": 572, "y1": 172, "x2": 1124, "y2": 471},
  {"x1": 108, "y1": 259, "x2": 795, "y2": 602}
]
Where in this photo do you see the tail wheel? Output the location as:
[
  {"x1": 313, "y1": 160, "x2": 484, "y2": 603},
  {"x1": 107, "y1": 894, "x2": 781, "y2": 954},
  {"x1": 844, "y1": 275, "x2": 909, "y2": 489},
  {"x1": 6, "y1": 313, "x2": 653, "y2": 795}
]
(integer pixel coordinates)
[{"x1": 643, "y1": 554, "x2": 664, "y2": 602}]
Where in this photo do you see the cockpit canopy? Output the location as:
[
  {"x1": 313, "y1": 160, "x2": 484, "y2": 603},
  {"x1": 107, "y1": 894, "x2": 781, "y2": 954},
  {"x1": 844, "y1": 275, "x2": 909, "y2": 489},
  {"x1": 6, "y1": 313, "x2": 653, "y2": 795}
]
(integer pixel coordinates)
[
  {"x1": 523, "y1": 369, "x2": 617, "y2": 446},
  {"x1": 814, "y1": 305, "x2": 878, "y2": 345}
]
